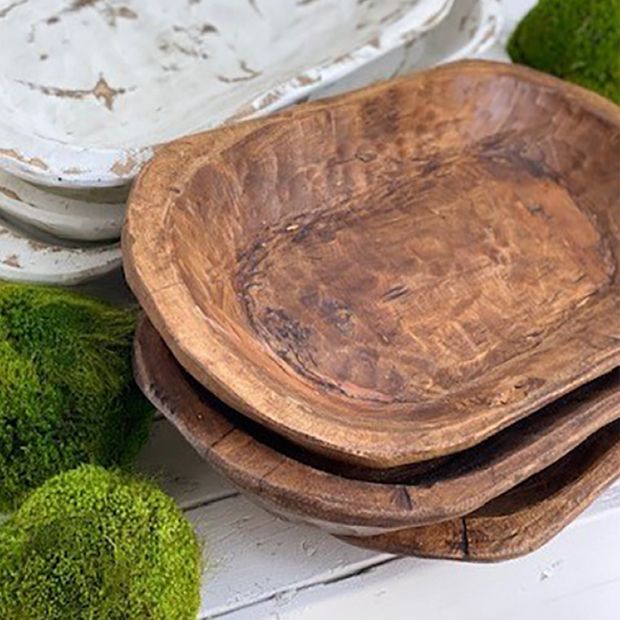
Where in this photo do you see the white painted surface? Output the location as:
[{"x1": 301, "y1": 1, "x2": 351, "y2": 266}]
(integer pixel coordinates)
[
  {"x1": 0, "y1": 171, "x2": 126, "y2": 241},
  {"x1": 0, "y1": 153, "x2": 126, "y2": 286},
  {"x1": 0, "y1": 0, "x2": 454, "y2": 187},
  {"x1": 136, "y1": 418, "x2": 234, "y2": 511},
  {"x1": 135, "y1": 418, "x2": 620, "y2": 620},
  {"x1": 226, "y1": 507, "x2": 620, "y2": 620},
  {"x1": 5, "y1": 0, "x2": 614, "y2": 616},
  {"x1": 314, "y1": 0, "x2": 503, "y2": 99},
  {"x1": 0, "y1": 213, "x2": 121, "y2": 284}
]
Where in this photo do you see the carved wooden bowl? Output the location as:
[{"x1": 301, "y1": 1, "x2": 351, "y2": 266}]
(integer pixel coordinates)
[
  {"x1": 343, "y1": 421, "x2": 620, "y2": 561},
  {"x1": 125, "y1": 60, "x2": 620, "y2": 468},
  {"x1": 134, "y1": 317, "x2": 620, "y2": 535}
]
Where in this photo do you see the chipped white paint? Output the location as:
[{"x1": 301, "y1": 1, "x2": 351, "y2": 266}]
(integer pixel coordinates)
[
  {"x1": 314, "y1": 0, "x2": 503, "y2": 99},
  {"x1": 223, "y1": 503, "x2": 620, "y2": 620},
  {"x1": 0, "y1": 169, "x2": 126, "y2": 240},
  {"x1": 0, "y1": 213, "x2": 121, "y2": 284},
  {"x1": 0, "y1": 0, "x2": 454, "y2": 188}
]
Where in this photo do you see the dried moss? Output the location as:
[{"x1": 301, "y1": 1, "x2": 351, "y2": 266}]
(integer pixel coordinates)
[
  {"x1": 0, "y1": 465, "x2": 201, "y2": 620},
  {"x1": 507, "y1": 0, "x2": 620, "y2": 103},
  {"x1": 0, "y1": 282, "x2": 153, "y2": 511}
]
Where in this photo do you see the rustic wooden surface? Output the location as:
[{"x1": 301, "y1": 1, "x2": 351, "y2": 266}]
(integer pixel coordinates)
[
  {"x1": 134, "y1": 317, "x2": 620, "y2": 533},
  {"x1": 124, "y1": 59, "x2": 620, "y2": 469},
  {"x1": 111, "y1": 1, "x2": 620, "y2": 615},
  {"x1": 342, "y1": 421, "x2": 620, "y2": 561}
]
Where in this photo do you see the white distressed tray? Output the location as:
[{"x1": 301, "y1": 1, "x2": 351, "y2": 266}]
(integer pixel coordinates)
[
  {"x1": 315, "y1": 0, "x2": 502, "y2": 99},
  {"x1": 0, "y1": 0, "x2": 453, "y2": 188},
  {"x1": 0, "y1": 171, "x2": 126, "y2": 241},
  {"x1": 0, "y1": 215, "x2": 121, "y2": 285}
]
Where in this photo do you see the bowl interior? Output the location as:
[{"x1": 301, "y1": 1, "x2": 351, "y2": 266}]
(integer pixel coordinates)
[
  {"x1": 173, "y1": 68, "x2": 618, "y2": 396},
  {"x1": 128, "y1": 61, "x2": 620, "y2": 465}
]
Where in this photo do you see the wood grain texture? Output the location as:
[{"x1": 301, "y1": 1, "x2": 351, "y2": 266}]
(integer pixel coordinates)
[
  {"x1": 341, "y1": 420, "x2": 620, "y2": 561},
  {"x1": 134, "y1": 317, "x2": 619, "y2": 532},
  {"x1": 124, "y1": 59, "x2": 620, "y2": 468}
]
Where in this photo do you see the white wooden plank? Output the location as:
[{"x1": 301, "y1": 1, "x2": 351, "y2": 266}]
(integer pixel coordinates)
[
  {"x1": 184, "y1": 494, "x2": 393, "y2": 619},
  {"x1": 586, "y1": 479, "x2": 620, "y2": 518},
  {"x1": 223, "y1": 502, "x2": 620, "y2": 620},
  {"x1": 134, "y1": 405, "x2": 620, "y2": 619},
  {"x1": 183, "y1": 480, "x2": 620, "y2": 619},
  {"x1": 135, "y1": 418, "x2": 236, "y2": 510}
]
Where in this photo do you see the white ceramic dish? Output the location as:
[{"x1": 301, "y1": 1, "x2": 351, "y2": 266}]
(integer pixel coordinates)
[
  {"x1": 0, "y1": 215, "x2": 121, "y2": 285},
  {"x1": 0, "y1": 0, "x2": 454, "y2": 188},
  {"x1": 0, "y1": 171, "x2": 126, "y2": 241},
  {"x1": 314, "y1": 0, "x2": 503, "y2": 99},
  {"x1": 414, "y1": 0, "x2": 502, "y2": 68}
]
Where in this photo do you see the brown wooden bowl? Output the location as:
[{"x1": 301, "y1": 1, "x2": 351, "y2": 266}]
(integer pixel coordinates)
[
  {"x1": 342, "y1": 421, "x2": 620, "y2": 561},
  {"x1": 134, "y1": 317, "x2": 620, "y2": 534},
  {"x1": 124, "y1": 59, "x2": 620, "y2": 468}
]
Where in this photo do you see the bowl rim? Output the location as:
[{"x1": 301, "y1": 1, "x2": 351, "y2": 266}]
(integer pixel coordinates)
[
  {"x1": 134, "y1": 317, "x2": 620, "y2": 531},
  {"x1": 339, "y1": 422, "x2": 620, "y2": 559}
]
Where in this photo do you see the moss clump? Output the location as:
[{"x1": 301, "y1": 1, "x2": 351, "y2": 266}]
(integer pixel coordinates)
[
  {"x1": 0, "y1": 282, "x2": 153, "y2": 511},
  {"x1": 507, "y1": 0, "x2": 620, "y2": 103},
  {"x1": 0, "y1": 465, "x2": 201, "y2": 619}
]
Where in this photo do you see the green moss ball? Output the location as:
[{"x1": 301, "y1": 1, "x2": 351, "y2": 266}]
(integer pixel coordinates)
[
  {"x1": 0, "y1": 282, "x2": 153, "y2": 511},
  {"x1": 0, "y1": 465, "x2": 201, "y2": 619},
  {"x1": 507, "y1": 0, "x2": 620, "y2": 103}
]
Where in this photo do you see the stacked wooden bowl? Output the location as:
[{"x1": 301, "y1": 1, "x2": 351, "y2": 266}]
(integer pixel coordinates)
[{"x1": 125, "y1": 60, "x2": 620, "y2": 562}]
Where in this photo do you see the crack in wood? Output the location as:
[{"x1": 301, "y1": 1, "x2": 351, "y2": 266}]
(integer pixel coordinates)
[
  {"x1": 200, "y1": 556, "x2": 397, "y2": 619},
  {"x1": 247, "y1": 0, "x2": 262, "y2": 16},
  {"x1": 461, "y1": 517, "x2": 470, "y2": 557},
  {"x1": 210, "y1": 426, "x2": 236, "y2": 450}
]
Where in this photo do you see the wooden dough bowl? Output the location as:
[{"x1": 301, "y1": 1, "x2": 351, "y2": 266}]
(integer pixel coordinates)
[
  {"x1": 124, "y1": 59, "x2": 620, "y2": 468},
  {"x1": 134, "y1": 317, "x2": 619, "y2": 534},
  {"x1": 342, "y1": 420, "x2": 620, "y2": 561}
]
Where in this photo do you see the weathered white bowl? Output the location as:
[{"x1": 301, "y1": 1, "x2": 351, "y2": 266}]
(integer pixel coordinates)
[
  {"x1": 0, "y1": 0, "x2": 453, "y2": 188},
  {"x1": 315, "y1": 0, "x2": 503, "y2": 99},
  {"x1": 0, "y1": 215, "x2": 121, "y2": 285},
  {"x1": 415, "y1": 0, "x2": 502, "y2": 67},
  {"x1": 0, "y1": 171, "x2": 126, "y2": 241}
]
